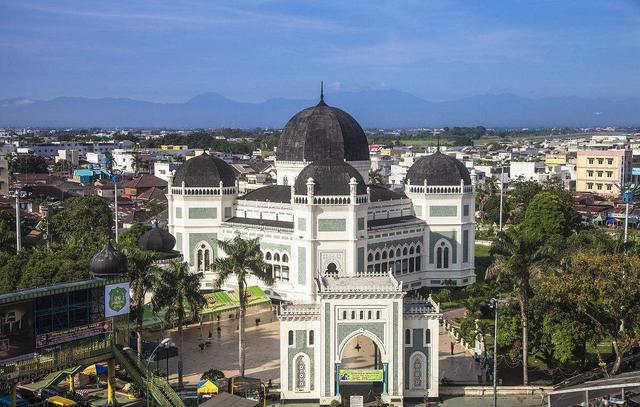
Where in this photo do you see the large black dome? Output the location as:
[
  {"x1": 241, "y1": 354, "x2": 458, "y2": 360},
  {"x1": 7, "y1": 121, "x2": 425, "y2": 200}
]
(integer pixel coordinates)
[
  {"x1": 172, "y1": 152, "x2": 236, "y2": 188},
  {"x1": 276, "y1": 98, "x2": 370, "y2": 162},
  {"x1": 406, "y1": 151, "x2": 472, "y2": 186},
  {"x1": 294, "y1": 159, "x2": 367, "y2": 196},
  {"x1": 90, "y1": 241, "x2": 127, "y2": 278},
  {"x1": 138, "y1": 222, "x2": 176, "y2": 253}
]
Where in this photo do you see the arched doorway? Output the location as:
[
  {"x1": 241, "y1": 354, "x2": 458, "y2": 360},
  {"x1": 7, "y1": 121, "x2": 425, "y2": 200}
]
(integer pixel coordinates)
[{"x1": 337, "y1": 333, "x2": 387, "y2": 404}]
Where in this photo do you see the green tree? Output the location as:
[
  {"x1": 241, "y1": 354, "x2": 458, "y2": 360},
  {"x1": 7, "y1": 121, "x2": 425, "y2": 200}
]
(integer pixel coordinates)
[
  {"x1": 369, "y1": 168, "x2": 384, "y2": 185},
  {"x1": 212, "y1": 235, "x2": 273, "y2": 376},
  {"x1": 522, "y1": 191, "x2": 579, "y2": 244},
  {"x1": 118, "y1": 223, "x2": 151, "y2": 251},
  {"x1": 126, "y1": 248, "x2": 161, "y2": 361},
  {"x1": 9, "y1": 155, "x2": 48, "y2": 174},
  {"x1": 152, "y1": 260, "x2": 205, "y2": 388},
  {"x1": 50, "y1": 196, "x2": 112, "y2": 244},
  {"x1": 541, "y1": 253, "x2": 640, "y2": 374},
  {"x1": 488, "y1": 227, "x2": 552, "y2": 384},
  {"x1": 475, "y1": 177, "x2": 499, "y2": 223}
]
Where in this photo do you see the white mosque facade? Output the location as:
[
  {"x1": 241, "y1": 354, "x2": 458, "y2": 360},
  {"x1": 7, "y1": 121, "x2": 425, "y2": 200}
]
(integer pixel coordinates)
[{"x1": 165, "y1": 93, "x2": 476, "y2": 403}]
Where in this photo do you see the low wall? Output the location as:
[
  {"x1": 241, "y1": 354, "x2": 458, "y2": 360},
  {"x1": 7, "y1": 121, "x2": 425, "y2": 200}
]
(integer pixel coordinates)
[{"x1": 441, "y1": 385, "x2": 553, "y2": 397}]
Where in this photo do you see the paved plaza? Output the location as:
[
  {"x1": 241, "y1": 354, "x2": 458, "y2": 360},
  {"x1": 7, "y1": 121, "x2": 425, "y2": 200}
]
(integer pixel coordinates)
[{"x1": 144, "y1": 309, "x2": 483, "y2": 387}]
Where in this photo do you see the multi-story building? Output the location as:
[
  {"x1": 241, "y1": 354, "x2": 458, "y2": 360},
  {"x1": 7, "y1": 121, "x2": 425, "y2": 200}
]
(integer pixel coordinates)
[
  {"x1": 0, "y1": 157, "x2": 8, "y2": 196},
  {"x1": 544, "y1": 153, "x2": 568, "y2": 170},
  {"x1": 576, "y1": 148, "x2": 632, "y2": 196}
]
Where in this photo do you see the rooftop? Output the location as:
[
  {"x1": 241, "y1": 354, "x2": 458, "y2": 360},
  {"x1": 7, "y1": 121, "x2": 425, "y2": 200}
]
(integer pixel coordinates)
[{"x1": 318, "y1": 272, "x2": 402, "y2": 293}]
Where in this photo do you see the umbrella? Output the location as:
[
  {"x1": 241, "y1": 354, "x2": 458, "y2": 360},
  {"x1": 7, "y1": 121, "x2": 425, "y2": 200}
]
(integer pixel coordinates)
[
  {"x1": 82, "y1": 364, "x2": 108, "y2": 376},
  {"x1": 197, "y1": 380, "x2": 219, "y2": 395}
]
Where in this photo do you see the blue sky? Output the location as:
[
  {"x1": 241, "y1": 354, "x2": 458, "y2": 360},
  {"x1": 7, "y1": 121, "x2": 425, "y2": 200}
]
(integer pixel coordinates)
[{"x1": 1, "y1": 0, "x2": 639, "y2": 102}]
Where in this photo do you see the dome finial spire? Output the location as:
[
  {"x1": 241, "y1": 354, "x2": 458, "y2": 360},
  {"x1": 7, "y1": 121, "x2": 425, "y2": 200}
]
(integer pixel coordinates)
[
  {"x1": 434, "y1": 129, "x2": 440, "y2": 152},
  {"x1": 320, "y1": 81, "x2": 324, "y2": 102}
]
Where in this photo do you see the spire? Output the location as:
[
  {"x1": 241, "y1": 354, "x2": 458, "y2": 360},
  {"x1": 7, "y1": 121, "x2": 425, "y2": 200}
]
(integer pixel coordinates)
[
  {"x1": 320, "y1": 81, "x2": 324, "y2": 102},
  {"x1": 435, "y1": 130, "x2": 440, "y2": 152}
]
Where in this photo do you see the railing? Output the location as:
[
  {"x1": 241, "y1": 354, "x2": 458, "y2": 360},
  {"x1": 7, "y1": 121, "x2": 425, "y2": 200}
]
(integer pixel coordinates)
[
  {"x1": 170, "y1": 186, "x2": 236, "y2": 196},
  {"x1": 406, "y1": 185, "x2": 474, "y2": 194},
  {"x1": 0, "y1": 335, "x2": 112, "y2": 381},
  {"x1": 292, "y1": 195, "x2": 369, "y2": 204}
]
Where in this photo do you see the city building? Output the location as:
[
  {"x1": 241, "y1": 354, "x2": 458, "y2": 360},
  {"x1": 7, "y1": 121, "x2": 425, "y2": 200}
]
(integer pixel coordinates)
[
  {"x1": 55, "y1": 149, "x2": 79, "y2": 165},
  {"x1": 0, "y1": 157, "x2": 8, "y2": 196},
  {"x1": 154, "y1": 161, "x2": 181, "y2": 182},
  {"x1": 510, "y1": 161, "x2": 545, "y2": 181},
  {"x1": 167, "y1": 95, "x2": 476, "y2": 299},
  {"x1": 576, "y1": 148, "x2": 632, "y2": 196}
]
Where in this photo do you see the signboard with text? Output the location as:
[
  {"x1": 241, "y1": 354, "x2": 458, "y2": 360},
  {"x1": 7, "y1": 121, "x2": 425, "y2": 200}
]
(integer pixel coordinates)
[
  {"x1": 338, "y1": 369, "x2": 383, "y2": 382},
  {"x1": 35, "y1": 321, "x2": 112, "y2": 349},
  {"x1": 104, "y1": 282, "x2": 130, "y2": 318}
]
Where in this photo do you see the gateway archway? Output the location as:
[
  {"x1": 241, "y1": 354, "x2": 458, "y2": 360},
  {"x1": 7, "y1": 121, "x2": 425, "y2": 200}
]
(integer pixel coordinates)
[{"x1": 336, "y1": 332, "x2": 388, "y2": 403}]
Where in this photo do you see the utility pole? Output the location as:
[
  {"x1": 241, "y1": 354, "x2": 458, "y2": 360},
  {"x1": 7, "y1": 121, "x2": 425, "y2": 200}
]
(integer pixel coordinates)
[
  {"x1": 490, "y1": 298, "x2": 500, "y2": 407},
  {"x1": 499, "y1": 163, "x2": 505, "y2": 232},
  {"x1": 15, "y1": 188, "x2": 21, "y2": 252},
  {"x1": 114, "y1": 181, "x2": 119, "y2": 243}
]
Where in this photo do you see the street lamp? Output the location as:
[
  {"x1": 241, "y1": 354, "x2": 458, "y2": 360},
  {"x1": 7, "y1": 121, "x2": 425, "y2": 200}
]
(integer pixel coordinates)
[
  {"x1": 498, "y1": 163, "x2": 508, "y2": 232},
  {"x1": 489, "y1": 298, "x2": 500, "y2": 407},
  {"x1": 146, "y1": 338, "x2": 172, "y2": 407}
]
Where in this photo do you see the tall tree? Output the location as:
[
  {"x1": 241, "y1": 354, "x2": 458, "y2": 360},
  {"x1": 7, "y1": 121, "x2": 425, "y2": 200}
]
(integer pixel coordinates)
[
  {"x1": 125, "y1": 248, "x2": 161, "y2": 361},
  {"x1": 212, "y1": 235, "x2": 273, "y2": 377},
  {"x1": 368, "y1": 168, "x2": 384, "y2": 185},
  {"x1": 152, "y1": 260, "x2": 205, "y2": 388},
  {"x1": 487, "y1": 227, "x2": 552, "y2": 384},
  {"x1": 541, "y1": 253, "x2": 640, "y2": 375},
  {"x1": 475, "y1": 176, "x2": 499, "y2": 223},
  {"x1": 50, "y1": 196, "x2": 112, "y2": 244}
]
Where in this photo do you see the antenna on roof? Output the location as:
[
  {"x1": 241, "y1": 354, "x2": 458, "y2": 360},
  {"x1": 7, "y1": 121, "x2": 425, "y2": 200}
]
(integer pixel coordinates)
[{"x1": 320, "y1": 81, "x2": 324, "y2": 102}]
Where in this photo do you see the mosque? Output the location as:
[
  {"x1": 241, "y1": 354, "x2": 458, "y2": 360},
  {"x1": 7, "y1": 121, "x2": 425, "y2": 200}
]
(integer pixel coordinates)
[{"x1": 166, "y1": 89, "x2": 476, "y2": 403}]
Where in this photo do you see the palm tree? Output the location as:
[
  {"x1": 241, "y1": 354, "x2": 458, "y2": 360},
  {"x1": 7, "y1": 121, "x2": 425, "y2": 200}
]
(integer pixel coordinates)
[
  {"x1": 125, "y1": 248, "x2": 162, "y2": 361},
  {"x1": 132, "y1": 153, "x2": 143, "y2": 176},
  {"x1": 487, "y1": 227, "x2": 553, "y2": 385},
  {"x1": 152, "y1": 260, "x2": 205, "y2": 388},
  {"x1": 476, "y1": 176, "x2": 499, "y2": 222},
  {"x1": 369, "y1": 168, "x2": 385, "y2": 185},
  {"x1": 212, "y1": 235, "x2": 273, "y2": 377},
  {"x1": 104, "y1": 151, "x2": 116, "y2": 174}
]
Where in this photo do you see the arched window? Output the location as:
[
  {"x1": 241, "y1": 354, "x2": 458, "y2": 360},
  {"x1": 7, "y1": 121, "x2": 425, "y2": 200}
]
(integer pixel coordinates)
[
  {"x1": 282, "y1": 254, "x2": 289, "y2": 263},
  {"x1": 436, "y1": 241, "x2": 450, "y2": 269},
  {"x1": 196, "y1": 243, "x2": 212, "y2": 272},
  {"x1": 382, "y1": 251, "x2": 387, "y2": 260},
  {"x1": 326, "y1": 262, "x2": 338, "y2": 277},
  {"x1": 396, "y1": 248, "x2": 401, "y2": 257},
  {"x1": 265, "y1": 251, "x2": 290, "y2": 281},
  {"x1": 403, "y1": 247, "x2": 408, "y2": 256},
  {"x1": 308, "y1": 330, "x2": 314, "y2": 346},
  {"x1": 405, "y1": 329, "x2": 411, "y2": 345},
  {"x1": 342, "y1": 310, "x2": 347, "y2": 320},
  {"x1": 375, "y1": 252, "x2": 381, "y2": 261},
  {"x1": 295, "y1": 355, "x2": 307, "y2": 391},
  {"x1": 368, "y1": 253, "x2": 373, "y2": 262},
  {"x1": 409, "y1": 246, "x2": 415, "y2": 255},
  {"x1": 389, "y1": 250, "x2": 394, "y2": 258},
  {"x1": 274, "y1": 253, "x2": 280, "y2": 262},
  {"x1": 416, "y1": 245, "x2": 421, "y2": 254},
  {"x1": 265, "y1": 252, "x2": 272, "y2": 260},
  {"x1": 288, "y1": 330, "x2": 294, "y2": 346}
]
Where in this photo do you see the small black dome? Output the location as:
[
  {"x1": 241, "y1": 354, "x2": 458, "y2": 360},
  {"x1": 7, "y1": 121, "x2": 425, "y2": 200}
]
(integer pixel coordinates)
[
  {"x1": 276, "y1": 99, "x2": 370, "y2": 162},
  {"x1": 138, "y1": 222, "x2": 176, "y2": 253},
  {"x1": 172, "y1": 152, "x2": 236, "y2": 188},
  {"x1": 90, "y1": 241, "x2": 127, "y2": 277},
  {"x1": 406, "y1": 151, "x2": 472, "y2": 186},
  {"x1": 294, "y1": 159, "x2": 367, "y2": 196}
]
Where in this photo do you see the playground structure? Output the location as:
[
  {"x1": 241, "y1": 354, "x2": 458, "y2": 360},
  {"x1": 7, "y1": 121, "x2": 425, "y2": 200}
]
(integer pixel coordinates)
[{"x1": 0, "y1": 278, "x2": 185, "y2": 407}]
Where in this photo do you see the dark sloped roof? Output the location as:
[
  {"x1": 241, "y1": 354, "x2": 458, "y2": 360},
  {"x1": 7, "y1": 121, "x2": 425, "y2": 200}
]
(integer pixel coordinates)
[
  {"x1": 368, "y1": 215, "x2": 423, "y2": 228},
  {"x1": 294, "y1": 159, "x2": 367, "y2": 196},
  {"x1": 369, "y1": 185, "x2": 407, "y2": 202},
  {"x1": 237, "y1": 185, "x2": 291, "y2": 203},
  {"x1": 172, "y1": 152, "x2": 236, "y2": 188},
  {"x1": 406, "y1": 151, "x2": 471, "y2": 186},
  {"x1": 224, "y1": 216, "x2": 293, "y2": 229},
  {"x1": 123, "y1": 174, "x2": 167, "y2": 189},
  {"x1": 276, "y1": 99, "x2": 370, "y2": 162}
]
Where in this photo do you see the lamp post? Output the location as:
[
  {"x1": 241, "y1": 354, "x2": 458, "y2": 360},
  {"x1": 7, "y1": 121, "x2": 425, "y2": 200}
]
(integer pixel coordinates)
[
  {"x1": 617, "y1": 183, "x2": 639, "y2": 245},
  {"x1": 146, "y1": 338, "x2": 171, "y2": 407},
  {"x1": 498, "y1": 162, "x2": 508, "y2": 232},
  {"x1": 490, "y1": 298, "x2": 500, "y2": 407}
]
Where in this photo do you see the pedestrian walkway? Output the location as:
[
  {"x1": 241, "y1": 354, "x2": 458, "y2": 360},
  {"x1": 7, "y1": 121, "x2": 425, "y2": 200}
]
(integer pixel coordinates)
[{"x1": 439, "y1": 329, "x2": 485, "y2": 384}]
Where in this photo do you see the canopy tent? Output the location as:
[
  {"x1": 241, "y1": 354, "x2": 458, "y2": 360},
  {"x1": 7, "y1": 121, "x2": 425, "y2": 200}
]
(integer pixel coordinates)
[
  {"x1": 81, "y1": 364, "x2": 107, "y2": 376},
  {"x1": 197, "y1": 380, "x2": 219, "y2": 395},
  {"x1": 201, "y1": 286, "x2": 271, "y2": 317}
]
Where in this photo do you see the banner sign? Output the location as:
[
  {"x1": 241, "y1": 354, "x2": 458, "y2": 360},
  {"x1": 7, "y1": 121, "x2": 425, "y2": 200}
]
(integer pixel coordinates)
[
  {"x1": 338, "y1": 369, "x2": 383, "y2": 382},
  {"x1": 35, "y1": 321, "x2": 112, "y2": 349},
  {"x1": 105, "y1": 282, "x2": 130, "y2": 317},
  {"x1": 0, "y1": 301, "x2": 35, "y2": 362}
]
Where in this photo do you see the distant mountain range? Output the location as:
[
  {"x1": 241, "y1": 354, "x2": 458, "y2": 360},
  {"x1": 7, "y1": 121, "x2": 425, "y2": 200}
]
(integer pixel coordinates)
[{"x1": 1, "y1": 90, "x2": 638, "y2": 128}]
